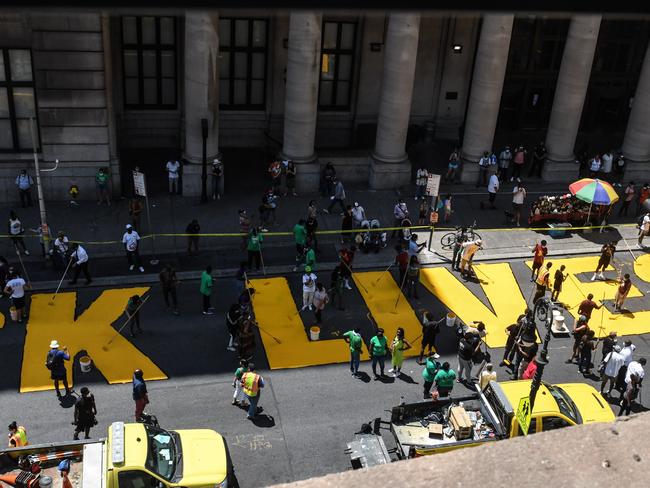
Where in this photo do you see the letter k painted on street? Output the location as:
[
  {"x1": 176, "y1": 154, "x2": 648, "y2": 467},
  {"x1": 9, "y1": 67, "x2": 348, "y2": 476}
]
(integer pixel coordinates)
[{"x1": 20, "y1": 288, "x2": 167, "y2": 393}]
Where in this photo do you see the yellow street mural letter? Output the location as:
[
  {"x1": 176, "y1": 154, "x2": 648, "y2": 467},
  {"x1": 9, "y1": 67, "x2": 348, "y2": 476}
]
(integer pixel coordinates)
[
  {"x1": 420, "y1": 263, "x2": 528, "y2": 347},
  {"x1": 21, "y1": 289, "x2": 167, "y2": 393},
  {"x1": 250, "y1": 277, "x2": 368, "y2": 369},
  {"x1": 352, "y1": 272, "x2": 424, "y2": 356}
]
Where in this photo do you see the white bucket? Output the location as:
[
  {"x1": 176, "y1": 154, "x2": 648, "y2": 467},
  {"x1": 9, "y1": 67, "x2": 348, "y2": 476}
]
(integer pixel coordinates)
[
  {"x1": 445, "y1": 313, "x2": 457, "y2": 328},
  {"x1": 309, "y1": 326, "x2": 320, "y2": 341},
  {"x1": 79, "y1": 356, "x2": 92, "y2": 373},
  {"x1": 39, "y1": 476, "x2": 53, "y2": 488},
  {"x1": 9, "y1": 306, "x2": 17, "y2": 321}
]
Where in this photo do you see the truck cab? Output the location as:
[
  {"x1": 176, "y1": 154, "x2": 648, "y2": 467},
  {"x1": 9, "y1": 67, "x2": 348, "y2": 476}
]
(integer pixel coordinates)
[
  {"x1": 0, "y1": 422, "x2": 236, "y2": 488},
  {"x1": 107, "y1": 422, "x2": 233, "y2": 488},
  {"x1": 483, "y1": 380, "x2": 615, "y2": 437}
]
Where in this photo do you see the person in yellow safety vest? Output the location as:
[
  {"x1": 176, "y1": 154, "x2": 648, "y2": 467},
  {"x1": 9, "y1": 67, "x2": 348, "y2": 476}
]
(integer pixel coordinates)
[
  {"x1": 460, "y1": 239, "x2": 482, "y2": 277},
  {"x1": 7, "y1": 421, "x2": 28, "y2": 447},
  {"x1": 533, "y1": 262, "x2": 553, "y2": 304},
  {"x1": 241, "y1": 363, "x2": 265, "y2": 420}
]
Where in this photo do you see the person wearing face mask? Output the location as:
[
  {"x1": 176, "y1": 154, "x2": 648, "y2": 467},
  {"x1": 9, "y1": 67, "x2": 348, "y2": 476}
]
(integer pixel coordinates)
[{"x1": 122, "y1": 224, "x2": 144, "y2": 272}]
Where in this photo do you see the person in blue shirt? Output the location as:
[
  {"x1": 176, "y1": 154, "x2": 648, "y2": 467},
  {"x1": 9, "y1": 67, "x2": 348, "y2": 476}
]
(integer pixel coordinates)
[
  {"x1": 15, "y1": 169, "x2": 34, "y2": 208},
  {"x1": 132, "y1": 369, "x2": 149, "y2": 422},
  {"x1": 47, "y1": 340, "x2": 70, "y2": 397}
]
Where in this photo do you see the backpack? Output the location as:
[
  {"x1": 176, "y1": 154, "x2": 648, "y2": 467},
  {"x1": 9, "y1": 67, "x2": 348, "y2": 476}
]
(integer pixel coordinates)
[{"x1": 45, "y1": 350, "x2": 56, "y2": 370}]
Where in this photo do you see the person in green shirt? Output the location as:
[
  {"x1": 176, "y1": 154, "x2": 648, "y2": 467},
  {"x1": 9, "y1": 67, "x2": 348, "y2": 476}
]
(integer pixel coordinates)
[
  {"x1": 95, "y1": 167, "x2": 111, "y2": 206},
  {"x1": 343, "y1": 328, "x2": 363, "y2": 376},
  {"x1": 304, "y1": 242, "x2": 316, "y2": 271},
  {"x1": 433, "y1": 361, "x2": 456, "y2": 398},
  {"x1": 389, "y1": 327, "x2": 412, "y2": 378},
  {"x1": 247, "y1": 228, "x2": 263, "y2": 272},
  {"x1": 422, "y1": 356, "x2": 441, "y2": 399},
  {"x1": 369, "y1": 328, "x2": 388, "y2": 379},
  {"x1": 293, "y1": 219, "x2": 307, "y2": 271},
  {"x1": 200, "y1": 265, "x2": 214, "y2": 315},
  {"x1": 232, "y1": 359, "x2": 249, "y2": 407}
]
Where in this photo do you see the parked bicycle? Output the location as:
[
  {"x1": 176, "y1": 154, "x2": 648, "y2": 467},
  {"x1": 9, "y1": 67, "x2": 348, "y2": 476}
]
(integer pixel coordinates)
[{"x1": 440, "y1": 221, "x2": 482, "y2": 250}]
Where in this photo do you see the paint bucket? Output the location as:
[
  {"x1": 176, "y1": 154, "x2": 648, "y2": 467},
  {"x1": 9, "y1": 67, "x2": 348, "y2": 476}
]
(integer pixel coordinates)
[
  {"x1": 9, "y1": 306, "x2": 17, "y2": 321},
  {"x1": 309, "y1": 326, "x2": 320, "y2": 341},
  {"x1": 39, "y1": 476, "x2": 53, "y2": 488},
  {"x1": 79, "y1": 356, "x2": 92, "y2": 373},
  {"x1": 445, "y1": 312, "x2": 457, "y2": 328}
]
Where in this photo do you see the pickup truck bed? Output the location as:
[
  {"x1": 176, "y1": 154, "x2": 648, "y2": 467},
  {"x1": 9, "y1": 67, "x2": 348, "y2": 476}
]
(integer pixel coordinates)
[{"x1": 388, "y1": 390, "x2": 506, "y2": 458}]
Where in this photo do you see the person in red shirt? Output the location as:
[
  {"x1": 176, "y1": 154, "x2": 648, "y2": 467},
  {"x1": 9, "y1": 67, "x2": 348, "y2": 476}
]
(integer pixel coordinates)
[
  {"x1": 615, "y1": 273, "x2": 632, "y2": 312},
  {"x1": 394, "y1": 244, "x2": 409, "y2": 286},
  {"x1": 522, "y1": 355, "x2": 538, "y2": 380},
  {"x1": 339, "y1": 245, "x2": 356, "y2": 290},
  {"x1": 577, "y1": 293, "x2": 602, "y2": 322},
  {"x1": 530, "y1": 239, "x2": 548, "y2": 281}
]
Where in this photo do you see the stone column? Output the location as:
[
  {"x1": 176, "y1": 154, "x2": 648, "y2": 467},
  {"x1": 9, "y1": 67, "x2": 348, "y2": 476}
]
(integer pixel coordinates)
[
  {"x1": 183, "y1": 12, "x2": 219, "y2": 196},
  {"x1": 622, "y1": 41, "x2": 650, "y2": 181},
  {"x1": 281, "y1": 12, "x2": 322, "y2": 192},
  {"x1": 543, "y1": 15, "x2": 601, "y2": 182},
  {"x1": 460, "y1": 15, "x2": 514, "y2": 184},
  {"x1": 369, "y1": 13, "x2": 421, "y2": 189}
]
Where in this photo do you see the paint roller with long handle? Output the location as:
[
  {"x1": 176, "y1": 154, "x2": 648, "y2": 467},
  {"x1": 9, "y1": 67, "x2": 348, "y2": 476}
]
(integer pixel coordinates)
[
  {"x1": 49, "y1": 257, "x2": 75, "y2": 305},
  {"x1": 101, "y1": 295, "x2": 150, "y2": 351}
]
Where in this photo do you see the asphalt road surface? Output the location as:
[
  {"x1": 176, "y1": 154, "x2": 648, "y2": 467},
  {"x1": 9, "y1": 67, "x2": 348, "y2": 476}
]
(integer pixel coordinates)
[{"x1": 2, "y1": 253, "x2": 650, "y2": 487}]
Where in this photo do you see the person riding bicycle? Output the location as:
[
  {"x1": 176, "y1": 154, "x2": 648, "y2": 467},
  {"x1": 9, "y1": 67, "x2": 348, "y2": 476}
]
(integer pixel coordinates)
[{"x1": 452, "y1": 227, "x2": 469, "y2": 271}]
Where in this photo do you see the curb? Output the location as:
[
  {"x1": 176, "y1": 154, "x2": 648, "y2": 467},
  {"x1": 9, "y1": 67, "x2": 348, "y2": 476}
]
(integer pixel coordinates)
[{"x1": 29, "y1": 242, "x2": 637, "y2": 292}]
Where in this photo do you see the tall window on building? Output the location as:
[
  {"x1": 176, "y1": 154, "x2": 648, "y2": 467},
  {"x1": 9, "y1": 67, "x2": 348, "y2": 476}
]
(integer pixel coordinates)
[
  {"x1": 319, "y1": 21, "x2": 357, "y2": 111},
  {"x1": 0, "y1": 49, "x2": 39, "y2": 151},
  {"x1": 219, "y1": 18, "x2": 268, "y2": 110},
  {"x1": 121, "y1": 16, "x2": 177, "y2": 109}
]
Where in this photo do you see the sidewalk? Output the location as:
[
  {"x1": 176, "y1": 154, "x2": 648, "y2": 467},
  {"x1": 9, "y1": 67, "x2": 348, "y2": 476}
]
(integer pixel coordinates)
[{"x1": 3, "y1": 176, "x2": 644, "y2": 285}]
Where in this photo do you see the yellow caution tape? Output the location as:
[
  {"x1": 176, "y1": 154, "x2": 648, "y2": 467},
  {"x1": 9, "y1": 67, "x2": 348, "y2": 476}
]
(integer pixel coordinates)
[{"x1": 0, "y1": 222, "x2": 637, "y2": 245}]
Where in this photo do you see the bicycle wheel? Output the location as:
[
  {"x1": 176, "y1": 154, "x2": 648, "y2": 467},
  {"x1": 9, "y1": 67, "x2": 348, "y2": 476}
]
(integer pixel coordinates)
[
  {"x1": 440, "y1": 233, "x2": 457, "y2": 249},
  {"x1": 469, "y1": 231, "x2": 483, "y2": 242}
]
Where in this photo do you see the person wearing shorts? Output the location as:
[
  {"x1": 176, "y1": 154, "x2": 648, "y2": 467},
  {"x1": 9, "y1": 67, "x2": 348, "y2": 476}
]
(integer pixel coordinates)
[
  {"x1": 4, "y1": 272, "x2": 28, "y2": 322},
  {"x1": 531, "y1": 240, "x2": 547, "y2": 281},
  {"x1": 592, "y1": 241, "x2": 616, "y2": 281}
]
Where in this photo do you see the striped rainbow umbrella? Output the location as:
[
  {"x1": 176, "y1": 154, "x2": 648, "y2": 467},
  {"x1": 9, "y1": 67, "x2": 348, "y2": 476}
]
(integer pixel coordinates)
[{"x1": 568, "y1": 178, "x2": 619, "y2": 205}]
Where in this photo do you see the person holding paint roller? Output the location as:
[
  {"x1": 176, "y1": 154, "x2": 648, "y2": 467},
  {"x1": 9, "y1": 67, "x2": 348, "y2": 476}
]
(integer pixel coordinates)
[
  {"x1": 68, "y1": 242, "x2": 92, "y2": 285},
  {"x1": 126, "y1": 294, "x2": 144, "y2": 337}
]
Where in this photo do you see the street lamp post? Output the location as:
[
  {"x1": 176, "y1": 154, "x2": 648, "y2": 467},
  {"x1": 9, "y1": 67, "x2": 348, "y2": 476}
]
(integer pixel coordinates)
[
  {"x1": 529, "y1": 297, "x2": 555, "y2": 411},
  {"x1": 29, "y1": 117, "x2": 59, "y2": 263},
  {"x1": 200, "y1": 118, "x2": 208, "y2": 204}
]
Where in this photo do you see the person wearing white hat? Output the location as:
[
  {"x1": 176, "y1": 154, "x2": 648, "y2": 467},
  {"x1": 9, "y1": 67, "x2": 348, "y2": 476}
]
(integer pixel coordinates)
[
  {"x1": 122, "y1": 224, "x2": 144, "y2": 272},
  {"x1": 351, "y1": 202, "x2": 365, "y2": 229},
  {"x1": 46, "y1": 340, "x2": 70, "y2": 397}
]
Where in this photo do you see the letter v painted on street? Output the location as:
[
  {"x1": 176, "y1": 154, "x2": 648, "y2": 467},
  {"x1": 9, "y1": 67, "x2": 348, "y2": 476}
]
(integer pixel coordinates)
[
  {"x1": 20, "y1": 289, "x2": 167, "y2": 393},
  {"x1": 249, "y1": 277, "x2": 369, "y2": 369},
  {"x1": 420, "y1": 263, "x2": 527, "y2": 348}
]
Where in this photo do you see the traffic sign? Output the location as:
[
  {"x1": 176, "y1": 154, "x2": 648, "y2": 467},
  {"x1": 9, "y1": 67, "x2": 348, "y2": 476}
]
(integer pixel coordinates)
[
  {"x1": 425, "y1": 174, "x2": 441, "y2": 197},
  {"x1": 133, "y1": 170, "x2": 147, "y2": 197},
  {"x1": 516, "y1": 396, "x2": 532, "y2": 435}
]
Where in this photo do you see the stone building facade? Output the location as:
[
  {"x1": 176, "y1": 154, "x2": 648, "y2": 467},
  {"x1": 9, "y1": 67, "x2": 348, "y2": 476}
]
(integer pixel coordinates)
[{"x1": 0, "y1": 10, "x2": 648, "y2": 202}]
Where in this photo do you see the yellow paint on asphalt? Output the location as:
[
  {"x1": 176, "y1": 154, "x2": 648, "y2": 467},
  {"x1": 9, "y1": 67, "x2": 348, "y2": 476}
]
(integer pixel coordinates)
[
  {"x1": 634, "y1": 254, "x2": 650, "y2": 281},
  {"x1": 354, "y1": 271, "x2": 423, "y2": 355},
  {"x1": 526, "y1": 256, "x2": 647, "y2": 338},
  {"x1": 21, "y1": 288, "x2": 167, "y2": 393},
  {"x1": 419, "y1": 263, "x2": 527, "y2": 348},
  {"x1": 250, "y1": 277, "x2": 368, "y2": 369}
]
